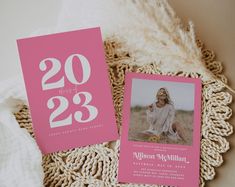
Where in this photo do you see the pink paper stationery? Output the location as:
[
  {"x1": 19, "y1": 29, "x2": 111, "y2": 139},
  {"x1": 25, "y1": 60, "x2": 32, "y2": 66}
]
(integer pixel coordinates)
[
  {"x1": 118, "y1": 72, "x2": 201, "y2": 187},
  {"x1": 17, "y1": 28, "x2": 118, "y2": 154}
]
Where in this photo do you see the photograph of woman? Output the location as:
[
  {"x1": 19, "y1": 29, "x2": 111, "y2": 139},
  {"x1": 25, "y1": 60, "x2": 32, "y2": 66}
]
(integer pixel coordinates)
[
  {"x1": 128, "y1": 79, "x2": 195, "y2": 145},
  {"x1": 143, "y1": 88, "x2": 185, "y2": 142}
]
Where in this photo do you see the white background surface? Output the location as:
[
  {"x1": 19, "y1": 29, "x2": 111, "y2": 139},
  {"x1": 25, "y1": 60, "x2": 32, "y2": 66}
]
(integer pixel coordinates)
[
  {"x1": 0, "y1": 1, "x2": 234, "y2": 186},
  {"x1": 0, "y1": 0, "x2": 61, "y2": 81}
]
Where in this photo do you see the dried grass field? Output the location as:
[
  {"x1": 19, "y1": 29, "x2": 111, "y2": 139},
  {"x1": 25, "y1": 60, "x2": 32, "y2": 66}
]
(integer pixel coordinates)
[{"x1": 128, "y1": 106, "x2": 194, "y2": 145}]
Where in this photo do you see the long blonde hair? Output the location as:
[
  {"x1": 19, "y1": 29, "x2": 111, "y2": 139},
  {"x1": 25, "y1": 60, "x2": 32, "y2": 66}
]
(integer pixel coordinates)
[{"x1": 156, "y1": 87, "x2": 173, "y2": 105}]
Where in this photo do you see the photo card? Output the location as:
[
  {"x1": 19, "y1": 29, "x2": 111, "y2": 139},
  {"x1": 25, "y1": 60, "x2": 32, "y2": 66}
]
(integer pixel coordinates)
[{"x1": 118, "y1": 72, "x2": 202, "y2": 187}]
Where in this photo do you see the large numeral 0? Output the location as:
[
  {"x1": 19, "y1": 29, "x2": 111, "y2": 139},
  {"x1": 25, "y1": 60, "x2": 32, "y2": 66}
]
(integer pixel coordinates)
[
  {"x1": 65, "y1": 54, "x2": 91, "y2": 85},
  {"x1": 39, "y1": 54, "x2": 91, "y2": 90}
]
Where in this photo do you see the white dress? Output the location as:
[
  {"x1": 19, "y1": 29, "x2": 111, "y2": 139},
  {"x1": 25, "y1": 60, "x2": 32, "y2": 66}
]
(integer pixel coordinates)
[{"x1": 144, "y1": 102, "x2": 180, "y2": 140}]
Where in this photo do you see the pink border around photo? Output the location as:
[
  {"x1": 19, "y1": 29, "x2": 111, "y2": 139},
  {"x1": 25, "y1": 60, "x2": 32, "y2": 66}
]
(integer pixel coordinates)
[{"x1": 118, "y1": 72, "x2": 202, "y2": 187}]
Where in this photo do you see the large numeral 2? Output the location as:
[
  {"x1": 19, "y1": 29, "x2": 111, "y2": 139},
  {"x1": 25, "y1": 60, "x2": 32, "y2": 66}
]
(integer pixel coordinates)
[
  {"x1": 47, "y1": 96, "x2": 72, "y2": 128},
  {"x1": 39, "y1": 58, "x2": 64, "y2": 90}
]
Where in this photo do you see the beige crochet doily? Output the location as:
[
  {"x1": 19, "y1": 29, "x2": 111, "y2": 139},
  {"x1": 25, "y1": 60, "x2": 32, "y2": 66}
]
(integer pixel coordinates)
[{"x1": 14, "y1": 38, "x2": 233, "y2": 187}]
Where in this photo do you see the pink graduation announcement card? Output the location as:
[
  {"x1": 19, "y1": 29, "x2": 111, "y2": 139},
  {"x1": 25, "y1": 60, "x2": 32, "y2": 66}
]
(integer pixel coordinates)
[
  {"x1": 118, "y1": 72, "x2": 201, "y2": 187},
  {"x1": 17, "y1": 28, "x2": 118, "y2": 154}
]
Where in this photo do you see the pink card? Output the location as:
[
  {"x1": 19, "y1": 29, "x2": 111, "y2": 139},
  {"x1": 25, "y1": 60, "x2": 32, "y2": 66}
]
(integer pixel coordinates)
[
  {"x1": 118, "y1": 72, "x2": 201, "y2": 187},
  {"x1": 17, "y1": 28, "x2": 118, "y2": 154}
]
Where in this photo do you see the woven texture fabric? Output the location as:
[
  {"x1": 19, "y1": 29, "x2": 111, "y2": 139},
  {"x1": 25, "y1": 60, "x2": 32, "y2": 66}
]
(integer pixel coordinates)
[{"x1": 14, "y1": 38, "x2": 233, "y2": 187}]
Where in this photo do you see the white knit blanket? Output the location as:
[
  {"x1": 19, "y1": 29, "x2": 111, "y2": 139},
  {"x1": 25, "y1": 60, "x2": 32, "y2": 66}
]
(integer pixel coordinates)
[{"x1": 0, "y1": 77, "x2": 44, "y2": 187}]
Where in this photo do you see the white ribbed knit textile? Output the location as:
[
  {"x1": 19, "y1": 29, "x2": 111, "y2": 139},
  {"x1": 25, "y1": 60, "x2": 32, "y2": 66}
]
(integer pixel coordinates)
[{"x1": 0, "y1": 77, "x2": 44, "y2": 187}]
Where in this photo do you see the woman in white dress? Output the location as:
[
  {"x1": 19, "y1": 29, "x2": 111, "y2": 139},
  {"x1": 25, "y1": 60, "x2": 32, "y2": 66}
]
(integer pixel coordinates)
[{"x1": 143, "y1": 87, "x2": 185, "y2": 141}]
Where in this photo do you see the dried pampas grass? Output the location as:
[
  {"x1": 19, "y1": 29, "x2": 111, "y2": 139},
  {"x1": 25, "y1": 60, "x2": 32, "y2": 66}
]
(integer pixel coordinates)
[
  {"x1": 57, "y1": 0, "x2": 234, "y2": 93},
  {"x1": 114, "y1": 0, "x2": 235, "y2": 93}
]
